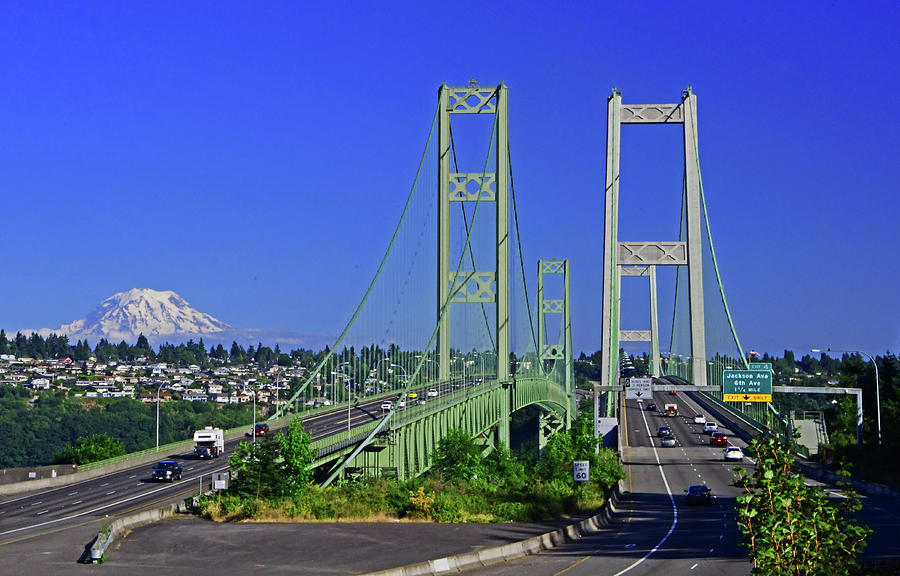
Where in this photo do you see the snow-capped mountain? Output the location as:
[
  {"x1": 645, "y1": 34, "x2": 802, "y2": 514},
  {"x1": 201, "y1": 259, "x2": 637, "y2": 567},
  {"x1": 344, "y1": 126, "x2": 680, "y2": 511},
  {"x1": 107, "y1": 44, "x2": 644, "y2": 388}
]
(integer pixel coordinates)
[{"x1": 54, "y1": 288, "x2": 230, "y2": 342}]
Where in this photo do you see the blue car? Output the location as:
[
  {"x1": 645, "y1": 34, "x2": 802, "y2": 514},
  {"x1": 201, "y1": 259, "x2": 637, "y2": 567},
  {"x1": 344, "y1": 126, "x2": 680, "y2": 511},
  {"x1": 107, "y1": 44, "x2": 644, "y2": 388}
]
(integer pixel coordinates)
[{"x1": 686, "y1": 484, "x2": 712, "y2": 505}]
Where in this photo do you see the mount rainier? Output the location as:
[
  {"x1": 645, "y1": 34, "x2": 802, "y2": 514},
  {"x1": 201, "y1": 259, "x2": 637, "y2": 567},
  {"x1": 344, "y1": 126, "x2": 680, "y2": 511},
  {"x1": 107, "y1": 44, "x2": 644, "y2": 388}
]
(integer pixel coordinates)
[{"x1": 53, "y1": 288, "x2": 230, "y2": 343}]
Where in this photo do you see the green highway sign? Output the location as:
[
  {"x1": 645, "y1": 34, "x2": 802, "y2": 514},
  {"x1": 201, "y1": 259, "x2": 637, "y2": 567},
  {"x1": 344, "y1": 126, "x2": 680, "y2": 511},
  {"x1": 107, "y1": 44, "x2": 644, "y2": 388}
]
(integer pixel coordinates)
[
  {"x1": 723, "y1": 369, "x2": 772, "y2": 402},
  {"x1": 748, "y1": 362, "x2": 773, "y2": 371}
]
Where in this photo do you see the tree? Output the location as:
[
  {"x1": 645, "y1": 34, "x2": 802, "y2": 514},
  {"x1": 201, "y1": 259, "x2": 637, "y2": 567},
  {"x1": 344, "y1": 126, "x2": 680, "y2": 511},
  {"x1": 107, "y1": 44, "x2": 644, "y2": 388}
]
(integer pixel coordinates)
[
  {"x1": 53, "y1": 433, "x2": 126, "y2": 465},
  {"x1": 279, "y1": 417, "x2": 315, "y2": 493},
  {"x1": 432, "y1": 428, "x2": 485, "y2": 482},
  {"x1": 733, "y1": 434, "x2": 870, "y2": 575},
  {"x1": 228, "y1": 418, "x2": 314, "y2": 499}
]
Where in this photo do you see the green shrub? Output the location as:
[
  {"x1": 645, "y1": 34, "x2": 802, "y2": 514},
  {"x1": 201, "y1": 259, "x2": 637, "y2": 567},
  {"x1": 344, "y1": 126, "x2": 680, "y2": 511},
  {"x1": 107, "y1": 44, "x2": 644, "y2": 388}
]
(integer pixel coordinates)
[
  {"x1": 491, "y1": 501, "x2": 530, "y2": 522},
  {"x1": 431, "y1": 491, "x2": 463, "y2": 522}
]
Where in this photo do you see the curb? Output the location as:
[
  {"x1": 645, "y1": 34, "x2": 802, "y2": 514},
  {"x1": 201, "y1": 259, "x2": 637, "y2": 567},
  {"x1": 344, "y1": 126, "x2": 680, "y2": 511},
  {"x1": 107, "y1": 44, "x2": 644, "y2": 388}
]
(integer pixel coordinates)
[
  {"x1": 361, "y1": 480, "x2": 625, "y2": 576},
  {"x1": 89, "y1": 501, "x2": 189, "y2": 563}
]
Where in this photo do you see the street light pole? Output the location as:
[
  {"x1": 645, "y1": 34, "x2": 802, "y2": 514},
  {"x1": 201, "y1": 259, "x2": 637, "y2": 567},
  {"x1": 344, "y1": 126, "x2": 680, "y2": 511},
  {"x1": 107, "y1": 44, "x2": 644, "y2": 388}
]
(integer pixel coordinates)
[
  {"x1": 155, "y1": 384, "x2": 163, "y2": 451},
  {"x1": 813, "y1": 347, "x2": 881, "y2": 447},
  {"x1": 252, "y1": 387, "x2": 257, "y2": 444}
]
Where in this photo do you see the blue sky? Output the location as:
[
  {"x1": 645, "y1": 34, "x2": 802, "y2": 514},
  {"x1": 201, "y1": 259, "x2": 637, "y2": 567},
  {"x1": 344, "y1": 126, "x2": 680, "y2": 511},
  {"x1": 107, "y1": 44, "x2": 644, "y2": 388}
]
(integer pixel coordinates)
[{"x1": 0, "y1": 1, "x2": 897, "y2": 357}]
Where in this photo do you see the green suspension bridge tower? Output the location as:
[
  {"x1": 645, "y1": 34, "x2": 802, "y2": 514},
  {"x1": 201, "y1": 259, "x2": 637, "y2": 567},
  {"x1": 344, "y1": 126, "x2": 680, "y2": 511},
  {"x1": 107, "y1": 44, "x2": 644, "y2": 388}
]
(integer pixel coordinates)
[{"x1": 438, "y1": 81, "x2": 512, "y2": 444}]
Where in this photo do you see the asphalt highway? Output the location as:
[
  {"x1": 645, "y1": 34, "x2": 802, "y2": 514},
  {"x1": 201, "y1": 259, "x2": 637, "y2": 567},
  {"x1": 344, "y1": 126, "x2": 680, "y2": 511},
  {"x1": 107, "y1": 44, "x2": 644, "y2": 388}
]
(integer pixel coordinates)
[{"x1": 462, "y1": 390, "x2": 754, "y2": 576}]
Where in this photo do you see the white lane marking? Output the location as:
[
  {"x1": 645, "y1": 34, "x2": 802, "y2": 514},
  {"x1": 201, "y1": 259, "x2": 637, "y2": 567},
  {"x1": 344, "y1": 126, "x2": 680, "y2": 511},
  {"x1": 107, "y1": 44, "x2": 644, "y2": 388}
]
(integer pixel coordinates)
[
  {"x1": 105, "y1": 491, "x2": 116, "y2": 496},
  {"x1": 71, "y1": 500, "x2": 82, "y2": 505},
  {"x1": 128, "y1": 475, "x2": 136, "y2": 479},
  {"x1": 36, "y1": 510, "x2": 48, "y2": 515},
  {"x1": 100, "y1": 483, "x2": 109, "y2": 487},
  {"x1": 68, "y1": 492, "x2": 78, "y2": 496},
  {"x1": 691, "y1": 564, "x2": 698, "y2": 570},
  {"x1": 609, "y1": 405, "x2": 679, "y2": 576},
  {"x1": 29, "y1": 501, "x2": 43, "y2": 506},
  {"x1": 0, "y1": 464, "x2": 231, "y2": 537}
]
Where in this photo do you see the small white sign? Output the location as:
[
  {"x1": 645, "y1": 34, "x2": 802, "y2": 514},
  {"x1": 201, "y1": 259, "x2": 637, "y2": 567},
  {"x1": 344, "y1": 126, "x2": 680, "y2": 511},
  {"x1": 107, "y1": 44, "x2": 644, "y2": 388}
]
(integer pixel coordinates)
[
  {"x1": 212, "y1": 472, "x2": 230, "y2": 491},
  {"x1": 625, "y1": 377, "x2": 653, "y2": 399},
  {"x1": 573, "y1": 460, "x2": 590, "y2": 482}
]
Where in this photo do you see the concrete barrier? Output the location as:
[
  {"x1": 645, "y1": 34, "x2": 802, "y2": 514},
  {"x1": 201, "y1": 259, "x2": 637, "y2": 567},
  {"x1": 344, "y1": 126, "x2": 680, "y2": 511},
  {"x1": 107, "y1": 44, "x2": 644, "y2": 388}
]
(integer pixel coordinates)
[
  {"x1": 0, "y1": 463, "x2": 78, "y2": 485},
  {"x1": 361, "y1": 479, "x2": 625, "y2": 576},
  {"x1": 89, "y1": 501, "x2": 189, "y2": 563}
]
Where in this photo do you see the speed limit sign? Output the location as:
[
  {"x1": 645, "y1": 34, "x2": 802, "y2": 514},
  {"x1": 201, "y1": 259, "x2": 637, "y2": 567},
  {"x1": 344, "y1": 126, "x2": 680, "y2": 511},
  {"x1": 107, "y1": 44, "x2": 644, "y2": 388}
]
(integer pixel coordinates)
[{"x1": 573, "y1": 460, "x2": 590, "y2": 482}]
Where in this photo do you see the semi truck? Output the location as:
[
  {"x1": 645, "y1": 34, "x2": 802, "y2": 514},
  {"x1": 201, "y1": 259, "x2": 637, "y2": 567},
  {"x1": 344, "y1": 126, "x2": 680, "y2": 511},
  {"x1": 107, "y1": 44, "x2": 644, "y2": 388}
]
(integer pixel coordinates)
[
  {"x1": 664, "y1": 404, "x2": 679, "y2": 417},
  {"x1": 194, "y1": 426, "x2": 224, "y2": 459}
]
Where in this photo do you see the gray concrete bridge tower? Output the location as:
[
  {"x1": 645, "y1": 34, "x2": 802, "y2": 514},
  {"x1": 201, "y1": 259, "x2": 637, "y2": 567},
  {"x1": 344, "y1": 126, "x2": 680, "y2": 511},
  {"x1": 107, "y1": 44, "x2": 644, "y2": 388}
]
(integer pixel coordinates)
[{"x1": 600, "y1": 88, "x2": 707, "y2": 393}]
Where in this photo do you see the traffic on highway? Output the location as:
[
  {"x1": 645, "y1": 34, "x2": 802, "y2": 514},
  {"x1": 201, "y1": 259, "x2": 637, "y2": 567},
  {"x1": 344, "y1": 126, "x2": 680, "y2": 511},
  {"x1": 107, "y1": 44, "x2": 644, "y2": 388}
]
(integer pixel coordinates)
[{"x1": 0, "y1": 374, "x2": 490, "y2": 553}]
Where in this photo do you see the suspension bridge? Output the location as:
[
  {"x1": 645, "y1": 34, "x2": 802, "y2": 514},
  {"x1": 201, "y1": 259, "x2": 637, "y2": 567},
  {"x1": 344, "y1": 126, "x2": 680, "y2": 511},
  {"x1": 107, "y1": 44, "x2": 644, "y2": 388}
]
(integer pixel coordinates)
[{"x1": 273, "y1": 81, "x2": 792, "y2": 484}]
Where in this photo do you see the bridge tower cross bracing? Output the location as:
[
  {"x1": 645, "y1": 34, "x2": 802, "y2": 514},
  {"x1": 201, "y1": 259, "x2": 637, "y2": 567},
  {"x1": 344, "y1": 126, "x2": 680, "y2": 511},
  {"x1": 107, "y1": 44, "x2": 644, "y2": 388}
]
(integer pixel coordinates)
[
  {"x1": 600, "y1": 88, "x2": 708, "y2": 395},
  {"x1": 538, "y1": 259, "x2": 573, "y2": 429},
  {"x1": 437, "y1": 81, "x2": 511, "y2": 444}
]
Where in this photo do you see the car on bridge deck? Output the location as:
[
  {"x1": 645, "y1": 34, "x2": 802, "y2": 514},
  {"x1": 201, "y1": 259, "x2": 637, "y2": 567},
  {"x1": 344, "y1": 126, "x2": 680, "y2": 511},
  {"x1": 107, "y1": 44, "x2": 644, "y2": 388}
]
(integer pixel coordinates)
[
  {"x1": 703, "y1": 421, "x2": 718, "y2": 434},
  {"x1": 685, "y1": 484, "x2": 712, "y2": 505},
  {"x1": 724, "y1": 446, "x2": 744, "y2": 461},
  {"x1": 381, "y1": 401, "x2": 393, "y2": 411},
  {"x1": 693, "y1": 414, "x2": 707, "y2": 424},
  {"x1": 661, "y1": 435, "x2": 677, "y2": 447},
  {"x1": 427, "y1": 388, "x2": 438, "y2": 397},
  {"x1": 711, "y1": 432, "x2": 728, "y2": 446},
  {"x1": 645, "y1": 401, "x2": 657, "y2": 411},
  {"x1": 656, "y1": 425, "x2": 674, "y2": 438},
  {"x1": 151, "y1": 460, "x2": 183, "y2": 482}
]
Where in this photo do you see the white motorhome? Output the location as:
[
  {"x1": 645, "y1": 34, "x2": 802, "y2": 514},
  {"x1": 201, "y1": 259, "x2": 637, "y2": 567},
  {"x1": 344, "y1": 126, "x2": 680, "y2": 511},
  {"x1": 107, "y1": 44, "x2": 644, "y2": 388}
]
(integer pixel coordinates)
[{"x1": 193, "y1": 427, "x2": 224, "y2": 459}]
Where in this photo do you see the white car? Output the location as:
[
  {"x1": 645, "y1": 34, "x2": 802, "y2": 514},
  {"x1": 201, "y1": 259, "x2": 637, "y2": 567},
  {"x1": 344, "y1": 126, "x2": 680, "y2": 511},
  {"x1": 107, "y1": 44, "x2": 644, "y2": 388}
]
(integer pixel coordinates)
[
  {"x1": 427, "y1": 388, "x2": 438, "y2": 397},
  {"x1": 693, "y1": 414, "x2": 706, "y2": 424},
  {"x1": 724, "y1": 446, "x2": 744, "y2": 461},
  {"x1": 380, "y1": 401, "x2": 393, "y2": 411},
  {"x1": 661, "y1": 436, "x2": 677, "y2": 447},
  {"x1": 703, "y1": 422, "x2": 718, "y2": 434},
  {"x1": 397, "y1": 399, "x2": 407, "y2": 408}
]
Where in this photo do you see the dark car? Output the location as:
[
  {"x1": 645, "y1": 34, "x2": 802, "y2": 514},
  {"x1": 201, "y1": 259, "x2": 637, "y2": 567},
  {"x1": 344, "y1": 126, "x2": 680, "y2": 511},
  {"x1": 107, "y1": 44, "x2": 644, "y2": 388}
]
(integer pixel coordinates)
[
  {"x1": 254, "y1": 423, "x2": 270, "y2": 436},
  {"x1": 646, "y1": 401, "x2": 657, "y2": 411},
  {"x1": 656, "y1": 425, "x2": 674, "y2": 438},
  {"x1": 711, "y1": 432, "x2": 728, "y2": 446},
  {"x1": 686, "y1": 484, "x2": 712, "y2": 505},
  {"x1": 151, "y1": 460, "x2": 183, "y2": 482}
]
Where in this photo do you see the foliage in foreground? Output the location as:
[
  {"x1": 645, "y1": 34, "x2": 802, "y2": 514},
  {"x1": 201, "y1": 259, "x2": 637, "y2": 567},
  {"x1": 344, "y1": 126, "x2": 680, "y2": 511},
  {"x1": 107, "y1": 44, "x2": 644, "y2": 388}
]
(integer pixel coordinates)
[
  {"x1": 227, "y1": 416, "x2": 315, "y2": 500},
  {"x1": 202, "y1": 403, "x2": 625, "y2": 524},
  {"x1": 733, "y1": 434, "x2": 871, "y2": 576}
]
